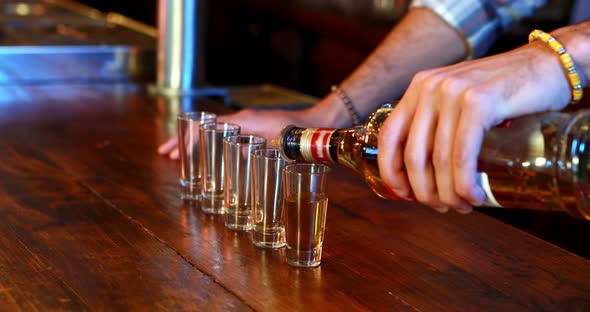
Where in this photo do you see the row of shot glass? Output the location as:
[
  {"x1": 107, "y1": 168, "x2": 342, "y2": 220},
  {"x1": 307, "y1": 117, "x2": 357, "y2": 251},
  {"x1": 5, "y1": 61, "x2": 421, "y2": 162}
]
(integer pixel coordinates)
[{"x1": 177, "y1": 111, "x2": 330, "y2": 267}]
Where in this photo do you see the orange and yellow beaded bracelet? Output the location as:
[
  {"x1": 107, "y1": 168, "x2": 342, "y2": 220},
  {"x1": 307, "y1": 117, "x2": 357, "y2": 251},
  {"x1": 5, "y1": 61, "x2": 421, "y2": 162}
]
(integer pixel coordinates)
[{"x1": 528, "y1": 29, "x2": 585, "y2": 104}]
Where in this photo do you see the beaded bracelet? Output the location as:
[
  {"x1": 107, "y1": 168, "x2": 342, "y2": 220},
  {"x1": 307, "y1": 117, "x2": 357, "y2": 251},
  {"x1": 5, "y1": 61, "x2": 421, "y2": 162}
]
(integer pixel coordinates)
[
  {"x1": 331, "y1": 85, "x2": 362, "y2": 126},
  {"x1": 528, "y1": 29, "x2": 585, "y2": 104}
]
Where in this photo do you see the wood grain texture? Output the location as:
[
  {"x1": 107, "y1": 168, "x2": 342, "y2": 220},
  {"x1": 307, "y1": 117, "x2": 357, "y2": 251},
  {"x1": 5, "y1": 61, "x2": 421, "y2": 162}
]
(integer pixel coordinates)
[{"x1": 0, "y1": 84, "x2": 588, "y2": 311}]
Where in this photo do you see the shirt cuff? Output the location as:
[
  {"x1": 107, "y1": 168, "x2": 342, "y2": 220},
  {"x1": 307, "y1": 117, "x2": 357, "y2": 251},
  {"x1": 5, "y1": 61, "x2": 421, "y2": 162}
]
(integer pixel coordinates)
[{"x1": 410, "y1": 0, "x2": 503, "y2": 59}]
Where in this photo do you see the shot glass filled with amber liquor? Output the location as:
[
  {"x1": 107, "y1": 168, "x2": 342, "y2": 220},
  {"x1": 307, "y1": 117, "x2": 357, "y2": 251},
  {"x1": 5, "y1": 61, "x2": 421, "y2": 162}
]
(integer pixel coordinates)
[{"x1": 283, "y1": 163, "x2": 331, "y2": 267}]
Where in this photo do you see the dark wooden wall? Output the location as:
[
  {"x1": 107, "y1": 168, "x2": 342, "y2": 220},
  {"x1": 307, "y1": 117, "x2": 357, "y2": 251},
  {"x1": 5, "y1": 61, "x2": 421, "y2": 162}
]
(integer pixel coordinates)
[
  {"x1": 77, "y1": 0, "x2": 575, "y2": 98},
  {"x1": 77, "y1": 0, "x2": 393, "y2": 97}
]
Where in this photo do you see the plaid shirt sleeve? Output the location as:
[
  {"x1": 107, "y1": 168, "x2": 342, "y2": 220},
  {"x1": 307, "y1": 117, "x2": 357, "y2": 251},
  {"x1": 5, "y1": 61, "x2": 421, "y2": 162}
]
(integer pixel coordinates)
[{"x1": 411, "y1": 0, "x2": 547, "y2": 58}]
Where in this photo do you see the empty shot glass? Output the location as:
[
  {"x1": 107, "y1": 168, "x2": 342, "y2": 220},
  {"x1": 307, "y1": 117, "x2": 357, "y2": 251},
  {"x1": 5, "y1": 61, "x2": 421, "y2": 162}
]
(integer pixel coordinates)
[
  {"x1": 251, "y1": 148, "x2": 293, "y2": 248},
  {"x1": 199, "y1": 122, "x2": 241, "y2": 214},
  {"x1": 177, "y1": 111, "x2": 217, "y2": 200},
  {"x1": 223, "y1": 135, "x2": 267, "y2": 231}
]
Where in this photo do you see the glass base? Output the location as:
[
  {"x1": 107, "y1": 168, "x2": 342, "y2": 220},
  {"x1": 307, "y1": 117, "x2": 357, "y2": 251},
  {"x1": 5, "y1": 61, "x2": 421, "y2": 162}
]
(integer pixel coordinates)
[
  {"x1": 224, "y1": 213, "x2": 252, "y2": 231},
  {"x1": 180, "y1": 179, "x2": 201, "y2": 200},
  {"x1": 201, "y1": 193, "x2": 225, "y2": 214},
  {"x1": 286, "y1": 245, "x2": 322, "y2": 268},
  {"x1": 251, "y1": 228, "x2": 286, "y2": 249}
]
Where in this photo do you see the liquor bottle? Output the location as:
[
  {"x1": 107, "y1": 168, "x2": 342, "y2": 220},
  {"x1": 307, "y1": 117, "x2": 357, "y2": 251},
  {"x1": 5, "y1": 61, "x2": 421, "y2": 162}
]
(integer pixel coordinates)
[{"x1": 278, "y1": 104, "x2": 590, "y2": 220}]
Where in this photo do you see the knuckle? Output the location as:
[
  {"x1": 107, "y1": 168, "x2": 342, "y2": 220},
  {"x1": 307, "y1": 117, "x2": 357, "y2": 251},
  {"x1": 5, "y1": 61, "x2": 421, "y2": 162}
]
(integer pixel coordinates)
[
  {"x1": 452, "y1": 148, "x2": 470, "y2": 171},
  {"x1": 403, "y1": 148, "x2": 423, "y2": 172},
  {"x1": 461, "y1": 88, "x2": 500, "y2": 131},
  {"x1": 459, "y1": 87, "x2": 500, "y2": 130},
  {"x1": 413, "y1": 70, "x2": 443, "y2": 92},
  {"x1": 463, "y1": 86, "x2": 485, "y2": 102},
  {"x1": 432, "y1": 147, "x2": 450, "y2": 170},
  {"x1": 423, "y1": 77, "x2": 442, "y2": 93},
  {"x1": 412, "y1": 70, "x2": 434, "y2": 84},
  {"x1": 440, "y1": 76, "x2": 467, "y2": 96},
  {"x1": 461, "y1": 87, "x2": 487, "y2": 115},
  {"x1": 378, "y1": 117, "x2": 397, "y2": 142}
]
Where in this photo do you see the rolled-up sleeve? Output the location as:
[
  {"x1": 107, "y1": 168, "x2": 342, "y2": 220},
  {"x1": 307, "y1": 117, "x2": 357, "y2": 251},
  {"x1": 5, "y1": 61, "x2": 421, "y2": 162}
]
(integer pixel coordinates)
[{"x1": 411, "y1": 0, "x2": 547, "y2": 58}]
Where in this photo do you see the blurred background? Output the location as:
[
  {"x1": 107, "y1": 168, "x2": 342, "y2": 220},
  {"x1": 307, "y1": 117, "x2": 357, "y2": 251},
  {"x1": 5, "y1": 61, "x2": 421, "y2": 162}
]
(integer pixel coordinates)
[{"x1": 76, "y1": 0, "x2": 575, "y2": 98}]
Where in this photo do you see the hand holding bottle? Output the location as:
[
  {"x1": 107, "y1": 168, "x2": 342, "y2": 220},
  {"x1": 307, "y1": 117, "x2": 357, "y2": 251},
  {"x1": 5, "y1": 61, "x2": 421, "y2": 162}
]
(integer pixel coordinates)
[{"x1": 377, "y1": 36, "x2": 576, "y2": 214}]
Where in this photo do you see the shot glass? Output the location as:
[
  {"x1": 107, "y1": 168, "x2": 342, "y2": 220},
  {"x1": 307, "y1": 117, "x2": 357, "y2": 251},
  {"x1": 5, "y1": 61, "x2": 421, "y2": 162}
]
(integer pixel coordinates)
[
  {"x1": 177, "y1": 111, "x2": 217, "y2": 200},
  {"x1": 251, "y1": 148, "x2": 293, "y2": 248},
  {"x1": 223, "y1": 135, "x2": 267, "y2": 231},
  {"x1": 283, "y1": 163, "x2": 331, "y2": 268},
  {"x1": 199, "y1": 122, "x2": 241, "y2": 214}
]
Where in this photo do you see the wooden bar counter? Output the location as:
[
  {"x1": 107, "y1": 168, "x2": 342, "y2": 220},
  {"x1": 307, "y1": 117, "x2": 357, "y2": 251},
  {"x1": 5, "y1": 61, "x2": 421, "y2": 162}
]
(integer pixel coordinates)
[{"x1": 0, "y1": 83, "x2": 589, "y2": 311}]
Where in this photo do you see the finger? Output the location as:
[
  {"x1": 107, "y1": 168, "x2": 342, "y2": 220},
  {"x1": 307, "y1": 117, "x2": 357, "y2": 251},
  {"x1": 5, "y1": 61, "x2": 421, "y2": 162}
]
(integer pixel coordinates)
[
  {"x1": 379, "y1": 70, "x2": 453, "y2": 200},
  {"x1": 404, "y1": 94, "x2": 446, "y2": 212},
  {"x1": 378, "y1": 105, "x2": 411, "y2": 199},
  {"x1": 433, "y1": 82, "x2": 472, "y2": 213},
  {"x1": 379, "y1": 102, "x2": 425, "y2": 201},
  {"x1": 158, "y1": 136, "x2": 179, "y2": 155},
  {"x1": 170, "y1": 148, "x2": 180, "y2": 160},
  {"x1": 453, "y1": 96, "x2": 488, "y2": 207}
]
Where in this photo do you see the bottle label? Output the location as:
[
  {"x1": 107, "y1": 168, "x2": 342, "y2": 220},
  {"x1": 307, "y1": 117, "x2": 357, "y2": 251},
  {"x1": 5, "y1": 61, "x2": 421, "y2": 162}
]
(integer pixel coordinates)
[
  {"x1": 477, "y1": 172, "x2": 503, "y2": 208},
  {"x1": 300, "y1": 128, "x2": 336, "y2": 163}
]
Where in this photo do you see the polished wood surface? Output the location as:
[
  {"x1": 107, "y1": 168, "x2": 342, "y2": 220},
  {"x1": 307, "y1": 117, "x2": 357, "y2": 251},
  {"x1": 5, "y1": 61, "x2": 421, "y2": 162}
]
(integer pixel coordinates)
[{"x1": 0, "y1": 84, "x2": 589, "y2": 311}]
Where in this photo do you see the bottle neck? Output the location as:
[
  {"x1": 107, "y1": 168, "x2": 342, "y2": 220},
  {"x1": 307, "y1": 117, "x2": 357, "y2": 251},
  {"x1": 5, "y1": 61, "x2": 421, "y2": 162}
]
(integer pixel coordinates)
[
  {"x1": 282, "y1": 126, "x2": 338, "y2": 163},
  {"x1": 281, "y1": 126, "x2": 357, "y2": 164}
]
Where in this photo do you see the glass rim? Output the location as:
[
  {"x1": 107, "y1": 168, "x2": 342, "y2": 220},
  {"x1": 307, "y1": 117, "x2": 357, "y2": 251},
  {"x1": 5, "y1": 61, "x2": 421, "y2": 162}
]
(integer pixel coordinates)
[
  {"x1": 224, "y1": 134, "x2": 267, "y2": 146},
  {"x1": 199, "y1": 122, "x2": 241, "y2": 131},
  {"x1": 251, "y1": 148, "x2": 292, "y2": 161},
  {"x1": 177, "y1": 111, "x2": 217, "y2": 121},
  {"x1": 283, "y1": 163, "x2": 331, "y2": 175}
]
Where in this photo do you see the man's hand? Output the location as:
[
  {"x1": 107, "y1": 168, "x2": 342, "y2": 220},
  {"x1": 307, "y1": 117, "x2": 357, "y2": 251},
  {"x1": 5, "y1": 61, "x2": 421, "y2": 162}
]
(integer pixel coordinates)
[{"x1": 377, "y1": 41, "x2": 572, "y2": 213}]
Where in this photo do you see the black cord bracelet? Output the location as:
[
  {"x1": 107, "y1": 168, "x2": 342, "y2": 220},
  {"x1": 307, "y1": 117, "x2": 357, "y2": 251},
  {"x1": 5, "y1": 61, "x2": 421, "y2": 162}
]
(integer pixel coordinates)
[{"x1": 331, "y1": 85, "x2": 362, "y2": 126}]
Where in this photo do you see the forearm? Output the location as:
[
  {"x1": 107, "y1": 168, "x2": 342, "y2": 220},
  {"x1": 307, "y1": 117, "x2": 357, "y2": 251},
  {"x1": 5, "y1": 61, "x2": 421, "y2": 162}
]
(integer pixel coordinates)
[{"x1": 306, "y1": 7, "x2": 466, "y2": 127}]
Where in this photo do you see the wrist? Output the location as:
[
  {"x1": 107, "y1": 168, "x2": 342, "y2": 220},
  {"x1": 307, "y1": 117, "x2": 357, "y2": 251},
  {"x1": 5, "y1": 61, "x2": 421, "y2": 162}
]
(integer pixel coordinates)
[
  {"x1": 529, "y1": 27, "x2": 587, "y2": 105},
  {"x1": 552, "y1": 23, "x2": 590, "y2": 88},
  {"x1": 525, "y1": 40, "x2": 572, "y2": 108},
  {"x1": 304, "y1": 92, "x2": 354, "y2": 128}
]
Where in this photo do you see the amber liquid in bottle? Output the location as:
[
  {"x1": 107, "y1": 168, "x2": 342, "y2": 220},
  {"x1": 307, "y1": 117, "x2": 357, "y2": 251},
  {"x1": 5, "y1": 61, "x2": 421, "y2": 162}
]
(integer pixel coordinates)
[
  {"x1": 279, "y1": 105, "x2": 590, "y2": 220},
  {"x1": 477, "y1": 111, "x2": 590, "y2": 219},
  {"x1": 280, "y1": 104, "x2": 394, "y2": 200}
]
